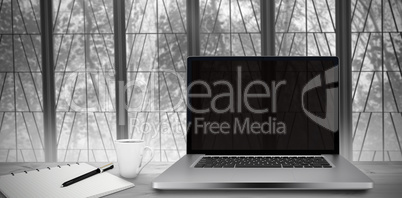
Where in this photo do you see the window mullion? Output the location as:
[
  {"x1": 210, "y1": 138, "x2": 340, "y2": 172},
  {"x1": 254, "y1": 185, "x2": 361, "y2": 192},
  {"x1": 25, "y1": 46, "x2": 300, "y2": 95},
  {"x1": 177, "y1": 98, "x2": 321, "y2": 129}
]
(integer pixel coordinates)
[
  {"x1": 187, "y1": 0, "x2": 200, "y2": 56},
  {"x1": 114, "y1": 0, "x2": 128, "y2": 139},
  {"x1": 336, "y1": 0, "x2": 352, "y2": 161},
  {"x1": 261, "y1": 0, "x2": 275, "y2": 56},
  {"x1": 40, "y1": 0, "x2": 57, "y2": 162}
]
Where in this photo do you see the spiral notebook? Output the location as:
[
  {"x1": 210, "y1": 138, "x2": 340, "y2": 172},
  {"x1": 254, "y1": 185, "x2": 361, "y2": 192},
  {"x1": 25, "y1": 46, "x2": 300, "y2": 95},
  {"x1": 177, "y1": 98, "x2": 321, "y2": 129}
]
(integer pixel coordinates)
[{"x1": 0, "y1": 163, "x2": 134, "y2": 198}]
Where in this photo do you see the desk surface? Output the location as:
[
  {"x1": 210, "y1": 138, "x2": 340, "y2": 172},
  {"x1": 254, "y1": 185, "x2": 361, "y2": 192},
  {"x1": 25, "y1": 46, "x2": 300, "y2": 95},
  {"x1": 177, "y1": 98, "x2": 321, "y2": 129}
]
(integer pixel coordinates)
[{"x1": 1, "y1": 162, "x2": 401, "y2": 198}]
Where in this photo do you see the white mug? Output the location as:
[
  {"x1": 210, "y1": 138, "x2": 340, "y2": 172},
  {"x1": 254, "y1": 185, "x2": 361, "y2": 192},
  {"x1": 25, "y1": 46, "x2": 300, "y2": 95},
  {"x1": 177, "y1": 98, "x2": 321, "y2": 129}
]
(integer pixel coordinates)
[{"x1": 115, "y1": 139, "x2": 154, "y2": 178}]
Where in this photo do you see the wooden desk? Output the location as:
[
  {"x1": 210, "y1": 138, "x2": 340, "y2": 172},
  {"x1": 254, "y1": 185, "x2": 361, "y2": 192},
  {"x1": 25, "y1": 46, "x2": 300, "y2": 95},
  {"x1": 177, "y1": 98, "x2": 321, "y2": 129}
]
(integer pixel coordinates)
[{"x1": 1, "y1": 162, "x2": 401, "y2": 197}]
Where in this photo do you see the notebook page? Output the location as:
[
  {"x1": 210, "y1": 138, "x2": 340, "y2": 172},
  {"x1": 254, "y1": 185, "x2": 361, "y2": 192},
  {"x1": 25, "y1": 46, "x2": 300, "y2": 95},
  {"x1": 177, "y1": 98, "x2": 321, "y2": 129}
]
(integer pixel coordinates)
[{"x1": 0, "y1": 163, "x2": 134, "y2": 198}]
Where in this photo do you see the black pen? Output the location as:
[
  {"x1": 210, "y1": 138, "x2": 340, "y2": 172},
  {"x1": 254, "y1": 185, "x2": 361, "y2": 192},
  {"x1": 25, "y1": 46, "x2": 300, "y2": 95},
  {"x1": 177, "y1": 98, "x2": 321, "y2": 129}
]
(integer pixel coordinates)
[{"x1": 61, "y1": 163, "x2": 114, "y2": 188}]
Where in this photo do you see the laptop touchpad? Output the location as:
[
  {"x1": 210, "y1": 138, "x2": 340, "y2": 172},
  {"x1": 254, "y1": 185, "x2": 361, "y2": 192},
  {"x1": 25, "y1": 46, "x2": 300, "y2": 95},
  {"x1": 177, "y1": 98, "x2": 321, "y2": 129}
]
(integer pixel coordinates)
[{"x1": 232, "y1": 169, "x2": 294, "y2": 182}]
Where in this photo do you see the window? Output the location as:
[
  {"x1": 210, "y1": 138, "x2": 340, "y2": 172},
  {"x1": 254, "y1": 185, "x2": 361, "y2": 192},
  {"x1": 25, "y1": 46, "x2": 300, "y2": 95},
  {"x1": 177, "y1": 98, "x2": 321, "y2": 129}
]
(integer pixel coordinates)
[
  {"x1": 0, "y1": 0, "x2": 44, "y2": 162},
  {"x1": 0, "y1": 0, "x2": 401, "y2": 162},
  {"x1": 351, "y1": 0, "x2": 402, "y2": 161},
  {"x1": 125, "y1": 0, "x2": 187, "y2": 162},
  {"x1": 52, "y1": 0, "x2": 116, "y2": 162}
]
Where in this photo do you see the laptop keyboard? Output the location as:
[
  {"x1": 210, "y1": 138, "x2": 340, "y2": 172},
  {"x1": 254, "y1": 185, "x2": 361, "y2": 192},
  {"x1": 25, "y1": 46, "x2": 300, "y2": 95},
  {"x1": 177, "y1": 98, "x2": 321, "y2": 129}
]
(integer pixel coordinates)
[{"x1": 194, "y1": 156, "x2": 332, "y2": 168}]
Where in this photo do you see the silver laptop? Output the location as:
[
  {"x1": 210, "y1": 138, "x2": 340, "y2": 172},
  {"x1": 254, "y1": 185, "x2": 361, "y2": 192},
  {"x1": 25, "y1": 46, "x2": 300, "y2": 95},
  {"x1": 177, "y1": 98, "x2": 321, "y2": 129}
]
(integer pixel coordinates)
[{"x1": 152, "y1": 56, "x2": 373, "y2": 190}]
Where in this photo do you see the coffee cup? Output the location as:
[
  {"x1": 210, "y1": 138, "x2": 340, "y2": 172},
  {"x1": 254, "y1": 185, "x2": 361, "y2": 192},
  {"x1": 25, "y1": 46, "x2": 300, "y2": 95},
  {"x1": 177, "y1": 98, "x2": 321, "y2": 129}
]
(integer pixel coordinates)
[{"x1": 115, "y1": 139, "x2": 153, "y2": 178}]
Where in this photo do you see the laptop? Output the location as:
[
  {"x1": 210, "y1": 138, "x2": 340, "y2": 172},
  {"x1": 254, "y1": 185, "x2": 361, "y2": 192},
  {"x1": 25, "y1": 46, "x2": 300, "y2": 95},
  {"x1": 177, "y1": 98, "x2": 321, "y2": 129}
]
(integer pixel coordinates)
[{"x1": 152, "y1": 56, "x2": 373, "y2": 190}]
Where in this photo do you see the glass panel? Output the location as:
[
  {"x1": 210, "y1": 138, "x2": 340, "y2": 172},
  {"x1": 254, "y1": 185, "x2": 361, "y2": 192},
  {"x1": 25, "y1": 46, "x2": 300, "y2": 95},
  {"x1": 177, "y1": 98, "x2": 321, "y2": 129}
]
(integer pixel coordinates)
[
  {"x1": 384, "y1": 33, "x2": 402, "y2": 72},
  {"x1": 275, "y1": 0, "x2": 335, "y2": 56},
  {"x1": 200, "y1": 0, "x2": 261, "y2": 56},
  {"x1": 126, "y1": 0, "x2": 187, "y2": 161},
  {"x1": 352, "y1": 0, "x2": 402, "y2": 161},
  {"x1": 0, "y1": 0, "x2": 44, "y2": 162},
  {"x1": 351, "y1": 0, "x2": 382, "y2": 32},
  {"x1": 53, "y1": 0, "x2": 116, "y2": 162},
  {"x1": 276, "y1": 33, "x2": 307, "y2": 55}
]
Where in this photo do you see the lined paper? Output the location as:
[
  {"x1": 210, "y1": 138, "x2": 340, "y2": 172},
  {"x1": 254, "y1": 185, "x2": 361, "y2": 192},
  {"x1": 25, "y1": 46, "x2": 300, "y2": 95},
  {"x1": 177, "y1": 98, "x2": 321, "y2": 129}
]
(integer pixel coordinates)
[{"x1": 0, "y1": 163, "x2": 134, "y2": 198}]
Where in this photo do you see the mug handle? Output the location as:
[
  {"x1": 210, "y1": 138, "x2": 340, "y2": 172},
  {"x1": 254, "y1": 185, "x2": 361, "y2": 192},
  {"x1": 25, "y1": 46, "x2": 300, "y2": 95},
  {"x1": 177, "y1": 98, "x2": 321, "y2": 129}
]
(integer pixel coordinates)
[{"x1": 138, "y1": 146, "x2": 154, "y2": 174}]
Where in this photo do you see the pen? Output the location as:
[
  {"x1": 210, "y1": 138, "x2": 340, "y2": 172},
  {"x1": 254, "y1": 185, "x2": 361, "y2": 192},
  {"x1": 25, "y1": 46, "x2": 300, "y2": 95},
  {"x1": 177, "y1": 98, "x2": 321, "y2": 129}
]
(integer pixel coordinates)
[{"x1": 61, "y1": 163, "x2": 114, "y2": 188}]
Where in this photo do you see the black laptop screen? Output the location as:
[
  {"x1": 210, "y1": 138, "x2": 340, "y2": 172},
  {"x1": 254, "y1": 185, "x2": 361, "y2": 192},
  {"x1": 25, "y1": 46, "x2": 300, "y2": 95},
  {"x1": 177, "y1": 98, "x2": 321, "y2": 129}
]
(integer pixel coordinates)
[{"x1": 187, "y1": 57, "x2": 339, "y2": 154}]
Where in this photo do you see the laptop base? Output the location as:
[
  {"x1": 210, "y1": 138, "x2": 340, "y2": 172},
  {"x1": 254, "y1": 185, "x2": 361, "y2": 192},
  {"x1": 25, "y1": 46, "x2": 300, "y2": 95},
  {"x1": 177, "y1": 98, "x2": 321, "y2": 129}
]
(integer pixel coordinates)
[{"x1": 152, "y1": 154, "x2": 373, "y2": 190}]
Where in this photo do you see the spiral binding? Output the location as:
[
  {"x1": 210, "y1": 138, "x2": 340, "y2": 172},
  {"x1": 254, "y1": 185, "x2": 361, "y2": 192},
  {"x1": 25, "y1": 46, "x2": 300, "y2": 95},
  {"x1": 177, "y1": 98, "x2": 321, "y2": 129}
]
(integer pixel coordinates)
[{"x1": 10, "y1": 162, "x2": 80, "y2": 176}]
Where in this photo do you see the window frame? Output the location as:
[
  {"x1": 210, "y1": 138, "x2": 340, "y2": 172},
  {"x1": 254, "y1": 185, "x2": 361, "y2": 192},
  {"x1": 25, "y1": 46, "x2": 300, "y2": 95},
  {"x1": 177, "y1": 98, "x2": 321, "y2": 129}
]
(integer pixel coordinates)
[{"x1": 37, "y1": 0, "x2": 353, "y2": 162}]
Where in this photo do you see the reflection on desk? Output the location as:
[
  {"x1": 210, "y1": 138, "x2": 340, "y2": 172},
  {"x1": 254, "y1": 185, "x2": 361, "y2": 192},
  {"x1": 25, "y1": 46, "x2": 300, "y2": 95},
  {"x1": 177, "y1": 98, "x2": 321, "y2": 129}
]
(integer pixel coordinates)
[{"x1": 1, "y1": 162, "x2": 402, "y2": 198}]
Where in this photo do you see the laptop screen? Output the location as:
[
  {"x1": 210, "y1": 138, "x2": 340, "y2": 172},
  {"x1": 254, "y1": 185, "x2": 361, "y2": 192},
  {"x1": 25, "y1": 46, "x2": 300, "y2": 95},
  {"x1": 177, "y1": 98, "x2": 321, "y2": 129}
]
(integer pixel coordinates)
[{"x1": 187, "y1": 57, "x2": 339, "y2": 155}]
